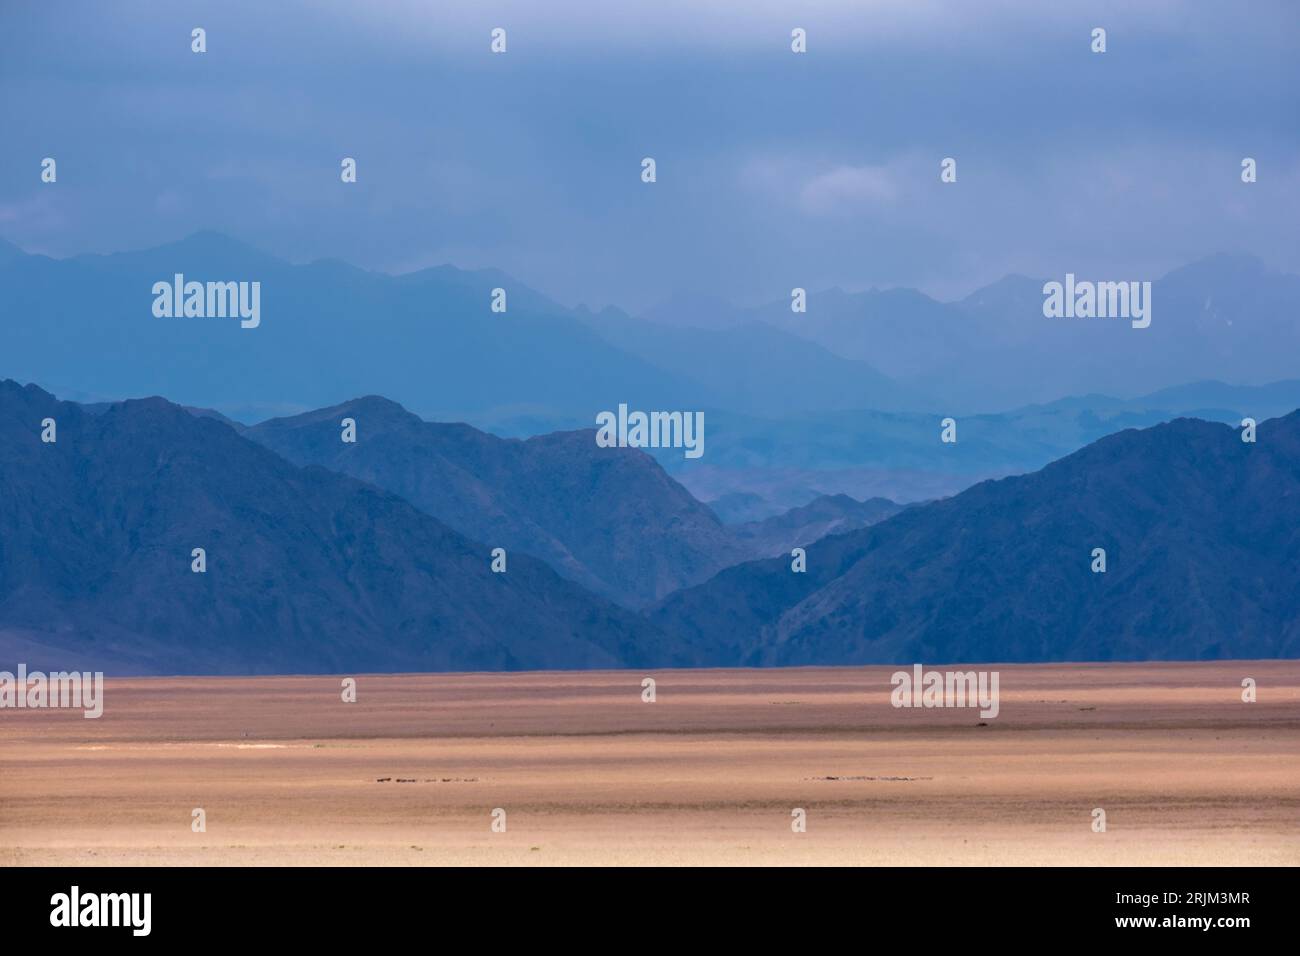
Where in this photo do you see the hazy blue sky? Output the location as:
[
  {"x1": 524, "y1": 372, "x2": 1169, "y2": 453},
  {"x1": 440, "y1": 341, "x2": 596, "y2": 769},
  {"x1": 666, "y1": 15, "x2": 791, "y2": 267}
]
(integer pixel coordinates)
[{"x1": 1, "y1": 0, "x2": 1297, "y2": 310}]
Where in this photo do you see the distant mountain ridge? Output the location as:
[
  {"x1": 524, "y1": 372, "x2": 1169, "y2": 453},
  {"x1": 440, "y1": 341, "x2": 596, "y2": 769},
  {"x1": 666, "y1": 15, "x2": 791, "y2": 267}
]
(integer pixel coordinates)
[
  {"x1": 243, "y1": 395, "x2": 907, "y2": 606},
  {"x1": 0, "y1": 232, "x2": 709, "y2": 425},
  {"x1": 3, "y1": 234, "x2": 1296, "y2": 429},
  {"x1": 744, "y1": 253, "x2": 1300, "y2": 411},
  {"x1": 246, "y1": 396, "x2": 747, "y2": 607},
  {"x1": 648, "y1": 380, "x2": 1300, "y2": 513},
  {"x1": 6, "y1": 233, "x2": 1297, "y2": 517},
  {"x1": 2, "y1": 379, "x2": 1297, "y2": 672},
  {"x1": 654, "y1": 411, "x2": 1300, "y2": 665},
  {"x1": 0, "y1": 380, "x2": 676, "y2": 674},
  {"x1": 729, "y1": 494, "x2": 905, "y2": 558},
  {"x1": 575, "y1": 305, "x2": 927, "y2": 413}
]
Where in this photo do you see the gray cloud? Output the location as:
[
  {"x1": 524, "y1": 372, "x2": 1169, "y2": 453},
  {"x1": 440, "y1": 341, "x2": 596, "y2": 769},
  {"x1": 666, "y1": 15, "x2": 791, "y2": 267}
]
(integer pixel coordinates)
[{"x1": 0, "y1": 0, "x2": 1296, "y2": 310}]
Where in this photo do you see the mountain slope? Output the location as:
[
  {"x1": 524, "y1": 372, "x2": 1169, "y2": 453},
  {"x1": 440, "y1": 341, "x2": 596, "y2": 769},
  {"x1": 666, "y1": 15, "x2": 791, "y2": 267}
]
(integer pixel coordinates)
[
  {"x1": 654, "y1": 412, "x2": 1300, "y2": 665},
  {"x1": 5, "y1": 233, "x2": 1297, "y2": 427},
  {"x1": 577, "y1": 306, "x2": 923, "y2": 413},
  {"x1": 729, "y1": 494, "x2": 904, "y2": 558},
  {"x1": 739, "y1": 256, "x2": 1300, "y2": 411},
  {"x1": 651, "y1": 382, "x2": 1300, "y2": 512},
  {"x1": 0, "y1": 232, "x2": 710, "y2": 424},
  {"x1": 0, "y1": 381, "x2": 674, "y2": 674},
  {"x1": 246, "y1": 396, "x2": 746, "y2": 607}
]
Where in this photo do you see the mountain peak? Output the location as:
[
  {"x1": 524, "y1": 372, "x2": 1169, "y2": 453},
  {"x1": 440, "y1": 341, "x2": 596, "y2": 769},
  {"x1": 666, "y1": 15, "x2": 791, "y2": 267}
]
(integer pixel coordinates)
[
  {"x1": 0, "y1": 379, "x2": 58, "y2": 408},
  {"x1": 1160, "y1": 252, "x2": 1272, "y2": 286},
  {"x1": 175, "y1": 230, "x2": 266, "y2": 254},
  {"x1": 250, "y1": 395, "x2": 423, "y2": 436},
  {"x1": 958, "y1": 273, "x2": 1045, "y2": 308},
  {"x1": 0, "y1": 237, "x2": 27, "y2": 261},
  {"x1": 0, "y1": 380, "x2": 669, "y2": 674},
  {"x1": 340, "y1": 394, "x2": 414, "y2": 416},
  {"x1": 655, "y1": 408, "x2": 1300, "y2": 665},
  {"x1": 67, "y1": 231, "x2": 285, "y2": 272},
  {"x1": 247, "y1": 399, "x2": 746, "y2": 608}
]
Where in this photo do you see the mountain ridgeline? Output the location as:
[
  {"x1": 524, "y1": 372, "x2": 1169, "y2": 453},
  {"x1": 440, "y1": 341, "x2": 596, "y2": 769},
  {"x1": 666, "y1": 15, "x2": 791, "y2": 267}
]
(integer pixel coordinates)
[
  {"x1": 654, "y1": 413, "x2": 1300, "y2": 665},
  {"x1": 245, "y1": 397, "x2": 748, "y2": 608},
  {"x1": 0, "y1": 381, "x2": 678, "y2": 674},
  {"x1": 0, "y1": 379, "x2": 1296, "y2": 673},
  {"x1": 3, "y1": 234, "x2": 1299, "y2": 424},
  {"x1": 6, "y1": 233, "x2": 1300, "y2": 520}
]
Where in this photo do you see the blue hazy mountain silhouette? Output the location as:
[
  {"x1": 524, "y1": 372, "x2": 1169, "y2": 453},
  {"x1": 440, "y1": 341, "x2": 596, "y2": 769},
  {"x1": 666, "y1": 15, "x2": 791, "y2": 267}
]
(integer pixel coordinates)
[
  {"x1": 246, "y1": 395, "x2": 749, "y2": 607},
  {"x1": 727, "y1": 494, "x2": 905, "y2": 558},
  {"x1": 654, "y1": 412, "x2": 1300, "y2": 665},
  {"x1": 244, "y1": 396, "x2": 907, "y2": 607},
  {"x1": 2, "y1": 380, "x2": 1296, "y2": 672},
  {"x1": 0, "y1": 380, "x2": 679, "y2": 674},
  {"x1": 636, "y1": 379, "x2": 1300, "y2": 515},
  {"x1": 0, "y1": 232, "x2": 708, "y2": 423},
  {"x1": 746, "y1": 254, "x2": 1300, "y2": 410},
  {"x1": 573, "y1": 304, "x2": 927, "y2": 413},
  {"x1": 0, "y1": 231, "x2": 913, "y2": 423},
  {"x1": 5, "y1": 234, "x2": 1295, "y2": 428}
]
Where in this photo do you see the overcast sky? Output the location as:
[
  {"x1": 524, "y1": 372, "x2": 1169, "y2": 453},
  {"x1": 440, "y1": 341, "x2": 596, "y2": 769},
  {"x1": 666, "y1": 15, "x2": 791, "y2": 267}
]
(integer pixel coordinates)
[{"x1": 1, "y1": 0, "x2": 1297, "y2": 310}]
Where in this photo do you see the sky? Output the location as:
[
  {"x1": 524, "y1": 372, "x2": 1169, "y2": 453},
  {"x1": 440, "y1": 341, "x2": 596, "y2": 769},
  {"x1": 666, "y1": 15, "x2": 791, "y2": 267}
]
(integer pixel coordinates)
[{"x1": 1, "y1": 0, "x2": 1297, "y2": 311}]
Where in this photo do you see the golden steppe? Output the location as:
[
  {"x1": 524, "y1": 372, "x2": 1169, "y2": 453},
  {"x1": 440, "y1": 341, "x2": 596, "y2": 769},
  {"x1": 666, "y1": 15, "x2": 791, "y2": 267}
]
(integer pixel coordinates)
[{"x1": 2, "y1": 661, "x2": 1298, "y2": 866}]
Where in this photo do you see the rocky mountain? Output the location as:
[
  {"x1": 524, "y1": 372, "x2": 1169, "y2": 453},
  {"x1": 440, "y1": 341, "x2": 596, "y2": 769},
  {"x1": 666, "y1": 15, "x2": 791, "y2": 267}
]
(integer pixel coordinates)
[
  {"x1": 575, "y1": 305, "x2": 923, "y2": 414},
  {"x1": 245, "y1": 396, "x2": 746, "y2": 607},
  {"x1": 648, "y1": 381, "x2": 1300, "y2": 512},
  {"x1": 729, "y1": 494, "x2": 904, "y2": 558},
  {"x1": 0, "y1": 381, "x2": 676, "y2": 674},
  {"x1": 0, "y1": 232, "x2": 707, "y2": 425},
  {"x1": 654, "y1": 412, "x2": 1300, "y2": 665},
  {"x1": 8, "y1": 234, "x2": 1296, "y2": 431},
  {"x1": 745, "y1": 255, "x2": 1300, "y2": 411},
  {"x1": 4, "y1": 377, "x2": 1297, "y2": 674}
]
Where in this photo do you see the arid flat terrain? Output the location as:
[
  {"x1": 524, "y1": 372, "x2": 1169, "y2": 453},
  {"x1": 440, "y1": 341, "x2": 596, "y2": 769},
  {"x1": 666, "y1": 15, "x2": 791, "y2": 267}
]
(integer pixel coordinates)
[{"x1": 2, "y1": 661, "x2": 1298, "y2": 866}]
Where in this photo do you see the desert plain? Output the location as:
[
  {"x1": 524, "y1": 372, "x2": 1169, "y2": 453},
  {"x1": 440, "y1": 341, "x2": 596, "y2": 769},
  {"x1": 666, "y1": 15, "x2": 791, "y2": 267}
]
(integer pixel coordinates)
[{"x1": 2, "y1": 661, "x2": 1298, "y2": 866}]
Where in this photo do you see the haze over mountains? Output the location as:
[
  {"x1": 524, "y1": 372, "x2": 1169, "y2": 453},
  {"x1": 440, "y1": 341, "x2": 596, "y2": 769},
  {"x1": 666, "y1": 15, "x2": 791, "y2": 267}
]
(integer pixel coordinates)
[
  {"x1": 246, "y1": 396, "x2": 748, "y2": 608},
  {"x1": 1, "y1": 232, "x2": 1297, "y2": 673},
  {"x1": 1, "y1": 379, "x2": 1296, "y2": 673},
  {"x1": 244, "y1": 396, "x2": 906, "y2": 607},
  {"x1": 746, "y1": 253, "x2": 1300, "y2": 411},
  {"x1": 0, "y1": 381, "x2": 676, "y2": 674},
  {"x1": 661, "y1": 379, "x2": 1300, "y2": 513},
  {"x1": 655, "y1": 412, "x2": 1300, "y2": 666},
  {"x1": 727, "y1": 494, "x2": 905, "y2": 558},
  {"x1": 5, "y1": 233, "x2": 1297, "y2": 516},
  {"x1": 3, "y1": 234, "x2": 1297, "y2": 423},
  {"x1": 0, "y1": 232, "x2": 705, "y2": 425},
  {"x1": 0, "y1": 380, "x2": 908, "y2": 671}
]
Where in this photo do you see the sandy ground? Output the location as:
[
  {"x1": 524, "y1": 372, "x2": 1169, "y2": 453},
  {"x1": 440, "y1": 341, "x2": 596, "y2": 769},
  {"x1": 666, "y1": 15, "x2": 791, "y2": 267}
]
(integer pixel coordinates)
[{"x1": 2, "y1": 661, "x2": 1298, "y2": 866}]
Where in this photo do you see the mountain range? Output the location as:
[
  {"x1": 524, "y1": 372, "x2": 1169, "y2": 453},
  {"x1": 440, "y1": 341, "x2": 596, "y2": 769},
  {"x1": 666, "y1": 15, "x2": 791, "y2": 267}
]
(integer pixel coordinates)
[
  {"x1": 744, "y1": 253, "x2": 1300, "y2": 411},
  {"x1": 654, "y1": 412, "x2": 1300, "y2": 665},
  {"x1": 0, "y1": 381, "x2": 675, "y2": 674},
  {"x1": 6, "y1": 232, "x2": 1298, "y2": 512},
  {"x1": 242, "y1": 398, "x2": 911, "y2": 607},
  {"x1": 644, "y1": 379, "x2": 1300, "y2": 513},
  {"x1": 727, "y1": 494, "x2": 905, "y2": 558},
  {"x1": 4, "y1": 234, "x2": 1298, "y2": 427},
  {"x1": 244, "y1": 396, "x2": 748, "y2": 608},
  {"x1": 0, "y1": 232, "x2": 703, "y2": 424},
  {"x1": 1, "y1": 379, "x2": 1296, "y2": 673},
  {"x1": 1, "y1": 230, "x2": 1297, "y2": 673}
]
